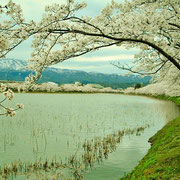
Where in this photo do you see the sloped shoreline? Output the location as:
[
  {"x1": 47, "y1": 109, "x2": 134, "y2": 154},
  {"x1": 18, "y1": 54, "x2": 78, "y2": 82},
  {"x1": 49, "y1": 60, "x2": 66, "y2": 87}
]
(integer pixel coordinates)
[{"x1": 120, "y1": 97, "x2": 180, "y2": 180}]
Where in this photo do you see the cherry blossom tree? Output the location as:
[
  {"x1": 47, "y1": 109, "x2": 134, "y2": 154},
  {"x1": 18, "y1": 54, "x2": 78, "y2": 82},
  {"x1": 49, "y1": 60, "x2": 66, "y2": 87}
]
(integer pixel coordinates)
[
  {"x1": 28, "y1": 0, "x2": 180, "y2": 78},
  {"x1": 0, "y1": 1, "x2": 34, "y2": 116},
  {"x1": 0, "y1": 0, "x2": 180, "y2": 95},
  {"x1": 1, "y1": 0, "x2": 180, "y2": 76}
]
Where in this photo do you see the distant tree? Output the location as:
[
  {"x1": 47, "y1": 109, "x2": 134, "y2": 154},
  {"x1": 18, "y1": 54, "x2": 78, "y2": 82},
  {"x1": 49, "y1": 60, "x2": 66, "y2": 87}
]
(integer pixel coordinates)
[{"x1": 135, "y1": 83, "x2": 142, "y2": 89}]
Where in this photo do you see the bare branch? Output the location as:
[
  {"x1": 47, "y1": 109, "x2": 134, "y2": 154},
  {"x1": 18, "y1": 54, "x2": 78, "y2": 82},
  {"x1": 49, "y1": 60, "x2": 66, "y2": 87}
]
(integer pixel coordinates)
[{"x1": 111, "y1": 60, "x2": 168, "y2": 76}]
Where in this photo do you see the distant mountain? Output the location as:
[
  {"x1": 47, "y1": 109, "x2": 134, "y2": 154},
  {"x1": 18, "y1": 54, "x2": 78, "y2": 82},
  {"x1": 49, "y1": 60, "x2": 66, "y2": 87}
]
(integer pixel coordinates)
[
  {"x1": 0, "y1": 58, "x2": 151, "y2": 89},
  {"x1": 0, "y1": 58, "x2": 27, "y2": 70}
]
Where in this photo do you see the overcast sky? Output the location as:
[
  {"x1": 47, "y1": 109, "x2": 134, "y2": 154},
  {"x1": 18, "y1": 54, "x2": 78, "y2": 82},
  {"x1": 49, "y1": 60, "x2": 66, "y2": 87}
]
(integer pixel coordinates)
[{"x1": 2, "y1": 0, "x2": 139, "y2": 74}]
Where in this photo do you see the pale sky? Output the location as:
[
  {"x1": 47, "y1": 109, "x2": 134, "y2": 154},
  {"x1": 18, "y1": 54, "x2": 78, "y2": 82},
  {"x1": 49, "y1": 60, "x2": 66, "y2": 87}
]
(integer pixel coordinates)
[{"x1": 2, "y1": 0, "x2": 139, "y2": 74}]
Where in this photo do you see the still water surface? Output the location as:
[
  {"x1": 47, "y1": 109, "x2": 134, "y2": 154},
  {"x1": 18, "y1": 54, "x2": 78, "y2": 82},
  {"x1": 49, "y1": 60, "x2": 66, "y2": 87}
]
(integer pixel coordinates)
[{"x1": 0, "y1": 94, "x2": 179, "y2": 179}]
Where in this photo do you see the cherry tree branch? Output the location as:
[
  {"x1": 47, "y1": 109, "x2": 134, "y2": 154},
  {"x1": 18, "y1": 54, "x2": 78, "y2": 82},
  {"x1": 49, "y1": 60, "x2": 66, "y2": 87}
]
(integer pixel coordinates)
[
  {"x1": 48, "y1": 28, "x2": 180, "y2": 71},
  {"x1": 111, "y1": 60, "x2": 168, "y2": 76}
]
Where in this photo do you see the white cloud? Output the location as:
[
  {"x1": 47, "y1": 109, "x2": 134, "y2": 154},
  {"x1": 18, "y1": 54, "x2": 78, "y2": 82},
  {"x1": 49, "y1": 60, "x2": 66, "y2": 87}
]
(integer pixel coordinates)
[
  {"x1": 52, "y1": 63, "x2": 128, "y2": 74},
  {"x1": 101, "y1": 45, "x2": 140, "y2": 52},
  {"x1": 71, "y1": 54, "x2": 134, "y2": 62},
  {"x1": 54, "y1": 65, "x2": 99, "y2": 70}
]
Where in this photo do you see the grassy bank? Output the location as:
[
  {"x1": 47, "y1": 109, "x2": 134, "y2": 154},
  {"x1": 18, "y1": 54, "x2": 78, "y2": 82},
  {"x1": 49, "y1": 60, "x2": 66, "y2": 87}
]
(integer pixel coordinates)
[
  {"x1": 152, "y1": 95, "x2": 180, "y2": 106},
  {"x1": 124, "y1": 93, "x2": 180, "y2": 106},
  {"x1": 121, "y1": 97, "x2": 180, "y2": 180}
]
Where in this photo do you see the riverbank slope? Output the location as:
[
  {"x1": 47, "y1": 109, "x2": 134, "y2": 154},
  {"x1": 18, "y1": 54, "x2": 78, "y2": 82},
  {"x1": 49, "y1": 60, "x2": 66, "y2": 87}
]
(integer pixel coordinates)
[{"x1": 121, "y1": 97, "x2": 180, "y2": 180}]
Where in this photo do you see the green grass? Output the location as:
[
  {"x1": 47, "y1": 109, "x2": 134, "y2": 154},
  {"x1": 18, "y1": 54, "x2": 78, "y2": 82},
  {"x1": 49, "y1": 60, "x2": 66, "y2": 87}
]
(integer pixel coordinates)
[
  {"x1": 152, "y1": 95, "x2": 180, "y2": 106},
  {"x1": 125, "y1": 93, "x2": 180, "y2": 107},
  {"x1": 120, "y1": 96, "x2": 180, "y2": 180}
]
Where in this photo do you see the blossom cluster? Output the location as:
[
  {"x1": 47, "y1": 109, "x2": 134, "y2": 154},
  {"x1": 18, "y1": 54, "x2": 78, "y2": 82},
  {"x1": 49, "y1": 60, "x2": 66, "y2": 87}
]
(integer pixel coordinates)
[
  {"x1": 3, "y1": 89, "x2": 14, "y2": 100},
  {"x1": 123, "y1": 78, "x2": 180, "y2": 97},
  {"x1": 0, "y1": 0, "x2": 36, "y2": 58},
  {"x1": 0, "y1": 83, "x2": 23, "y2": 117}
]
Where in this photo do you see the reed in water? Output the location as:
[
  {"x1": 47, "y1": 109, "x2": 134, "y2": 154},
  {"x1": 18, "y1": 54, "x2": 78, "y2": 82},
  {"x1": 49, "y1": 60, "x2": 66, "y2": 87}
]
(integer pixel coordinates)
[{"x1": 0, "y1": 124, "x2": 149, "y2": 180}]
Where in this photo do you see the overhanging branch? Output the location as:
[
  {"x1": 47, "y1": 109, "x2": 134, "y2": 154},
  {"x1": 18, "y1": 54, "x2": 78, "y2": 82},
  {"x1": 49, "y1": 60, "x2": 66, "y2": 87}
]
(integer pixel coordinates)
[{"x1": 49, "y1": 28, "x2": 180, "y2": 71}]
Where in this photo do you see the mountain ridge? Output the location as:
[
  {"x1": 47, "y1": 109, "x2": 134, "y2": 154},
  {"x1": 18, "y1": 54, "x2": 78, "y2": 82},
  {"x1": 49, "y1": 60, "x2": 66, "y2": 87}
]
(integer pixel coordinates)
[{"x1": 0, "y1": 58, "x2": 151, "y2": 89}]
